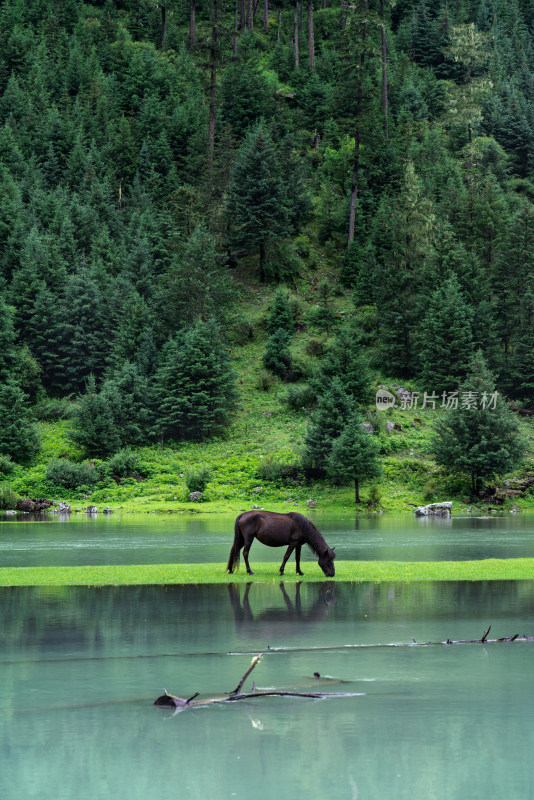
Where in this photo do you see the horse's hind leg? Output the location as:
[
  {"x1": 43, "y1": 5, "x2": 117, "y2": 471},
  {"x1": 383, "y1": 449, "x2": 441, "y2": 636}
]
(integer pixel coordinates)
[{"x1": 280, "y1": 544, "x2": 296, "y2": 576}]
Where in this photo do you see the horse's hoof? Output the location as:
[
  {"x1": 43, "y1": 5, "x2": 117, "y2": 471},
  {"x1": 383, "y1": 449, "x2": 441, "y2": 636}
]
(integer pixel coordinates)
[
  {"x1": 297, "y1": 571, "x2": 304, "y2": 576},
  {"x1": 247, "y1": 570, "x2": 254, "y2": 575}
]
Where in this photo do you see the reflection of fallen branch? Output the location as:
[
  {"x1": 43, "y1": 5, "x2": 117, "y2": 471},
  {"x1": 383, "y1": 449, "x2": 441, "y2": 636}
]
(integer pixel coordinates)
[{"x1": 154, "y1": 653, "x2": 363, "y2": 711}]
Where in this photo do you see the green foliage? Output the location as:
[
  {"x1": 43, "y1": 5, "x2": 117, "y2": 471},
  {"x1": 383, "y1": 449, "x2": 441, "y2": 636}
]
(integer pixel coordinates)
[
  {"x1": 304, "y1": 378, "x2": 354, "y2": 471},
  {"x1": 45, "y1": 459, "x2": 100, "y2": 490},
  {"x1": 103, "y1": 449, "x2": 142, "y2": 479},
  {"x1": 70, "y1": 375, "x2": 121, "y2": 458},
  {"x1": 0, "y1": 380, "x2": 40, "y2": 463},
  {"x1": 327, "y1": 414, "x2": 382, "y2": 502},
  {"x1": 155, "y1": 319, "x2": 239, "y2": 441},
  {"x1": 418, "y1": 273, "x2": 474, "y2": 392},
  {"x1": 184, "y1": 465, "x2": 213, "y2": 494},
  {"x1": 256, "y1": 453, "x2": 302, "y2": 483},
  {"x1": 283, "y1": 383, "x2": 317, "y2": 411},
  {"x1": 0, "y1": 483, "x2": 19, "y2": 509},
  {"x1": 267, "y1": 289, "x2": 293, "y2": 335},
  {"x1": 262, "y1": 329, "x2": 292, "y2": 379},
  {"x1": 226, "y1": 124, "x2": 290, "y2": 281},
  {"x1": 0, "y1": 454, "x2": 16, "y2": 476},
  {"x1": 430, "y1": 351, "x2": 528, "y2": 492},
  {"x1": 158, "y1": 226, "x2": 233, "y2": 331}
]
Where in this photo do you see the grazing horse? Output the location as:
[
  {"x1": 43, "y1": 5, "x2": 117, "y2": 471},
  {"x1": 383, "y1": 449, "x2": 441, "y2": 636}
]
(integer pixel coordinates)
[{"x1": 226, "y1": 510, "x2": 336, "y2": 577}]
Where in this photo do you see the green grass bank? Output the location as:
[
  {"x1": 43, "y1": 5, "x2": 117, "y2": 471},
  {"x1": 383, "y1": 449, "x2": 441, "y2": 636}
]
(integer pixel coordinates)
[{"x1": 2, "y1": 559, "x2": 534, "y2": 586}]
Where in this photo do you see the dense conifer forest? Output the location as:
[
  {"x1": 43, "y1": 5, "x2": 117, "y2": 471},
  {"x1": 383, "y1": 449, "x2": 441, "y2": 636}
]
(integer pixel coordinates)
[{"x1": 1, "y1": 0, "x2": 533, "y2": 510}]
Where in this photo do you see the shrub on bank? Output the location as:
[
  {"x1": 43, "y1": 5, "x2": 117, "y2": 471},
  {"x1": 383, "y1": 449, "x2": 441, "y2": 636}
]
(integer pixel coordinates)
[{"x1": 46, "y1": 458, "x2": 100, "y2": 489}]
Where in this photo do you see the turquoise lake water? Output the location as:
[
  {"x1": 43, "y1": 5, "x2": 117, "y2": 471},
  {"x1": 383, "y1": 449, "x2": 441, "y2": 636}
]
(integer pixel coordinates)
[{"x1": 1, "y1": 514, "x2": 533, "y2": 799}]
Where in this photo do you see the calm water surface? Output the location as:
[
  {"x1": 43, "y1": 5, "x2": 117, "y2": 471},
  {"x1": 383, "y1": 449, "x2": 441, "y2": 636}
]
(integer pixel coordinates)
[
  {"x1": 1, "y1": 514, "x2": 534, "y2": 799},
  {"x1": 1, "y1": 580, "x2": 534, "y2": 800},
  {"x1": 1, "y1": 511, "x2": 534, "y2": 566}
]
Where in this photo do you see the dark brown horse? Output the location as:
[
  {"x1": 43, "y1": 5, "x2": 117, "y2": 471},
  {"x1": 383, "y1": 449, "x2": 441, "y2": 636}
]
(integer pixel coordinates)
[{"x1": 226, "y1": 510, "x2": 336, "y2": 577}]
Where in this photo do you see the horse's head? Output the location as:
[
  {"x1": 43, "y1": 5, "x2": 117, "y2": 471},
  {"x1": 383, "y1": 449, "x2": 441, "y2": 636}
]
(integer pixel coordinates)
[{"x1": 318, "y1": 546, "x2": 336, "y2": 577}]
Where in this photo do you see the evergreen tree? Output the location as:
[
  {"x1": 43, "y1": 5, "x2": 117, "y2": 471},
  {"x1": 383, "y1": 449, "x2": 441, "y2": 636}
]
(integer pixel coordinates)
[
  {"x1": 430, "y1": 350, "x2": 527, "y2": 495},
  {"x1": 60, "y1": 268, "x2": 111, "y2": 393},
  {"x1": 70, "y1": 374, "x2": 121, "y2": 458},
  {"x1": 0, "y1": 380, "x2": 40, "y2": 463},
  {"x1": 304, "y1": 378, "x2": 353, "y2": 472},
  {"x1": 507, "y1": 288, "x2": 534, "y2": 404},
  {"x1": 372, "y1": 162, "x2": 437, "y2": 376},
  {"x1": 155, "y1": 320, "x2": 239, "y2": 442},
  {"x1": 327, "y1": 413, "x2": 381, "y2": 503},
  {"x1": 314, "y1": 324, "x2": 373, "y2": 405},
  {"x1": 158, "y1": 226, "x2": 232, "y2": 331},
  {"x1": 418, "y1": 273, "x2": 474, "y2": 393},
  {"x1": 267, "y1": 288, "x2": 293, "y2": 335},
  {"x1": 262, "y1": 328, "x2": 292, "y2": 379},
  {"x1": 226, "y1": 124, "x2": 289, "y2": 282},
  {"x1": 0, "y1": 292, "x2": 16, "y2": 381},
  {"x1": 101, "y1": 362, "x2": 153, "y2": 447}
]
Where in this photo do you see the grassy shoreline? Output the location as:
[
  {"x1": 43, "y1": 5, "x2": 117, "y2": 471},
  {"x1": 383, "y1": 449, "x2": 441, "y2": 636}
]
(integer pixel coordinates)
[{"x1": 2, "y1": 559, "x2": 534, "y2": 586}]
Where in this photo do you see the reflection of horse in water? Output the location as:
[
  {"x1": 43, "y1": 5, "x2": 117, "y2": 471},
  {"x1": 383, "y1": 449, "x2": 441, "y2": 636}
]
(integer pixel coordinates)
[
  {"x1": 227, "y1": 581, "x2": 336, "y2": 642},
  {"x1": 226, "y1": 510, "x2": 336, "y2": 577}
]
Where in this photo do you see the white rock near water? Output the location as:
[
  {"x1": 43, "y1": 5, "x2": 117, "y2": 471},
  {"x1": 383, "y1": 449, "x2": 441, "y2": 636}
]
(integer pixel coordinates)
[{"x1": 414, "y1": 502, "x2": 453, "y2": 517}]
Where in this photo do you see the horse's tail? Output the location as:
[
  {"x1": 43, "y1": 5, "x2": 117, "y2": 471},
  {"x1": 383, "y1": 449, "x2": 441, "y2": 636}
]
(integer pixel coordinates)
[{"x1": 227, "y1": 515, "x2": 244, "y2": 573}]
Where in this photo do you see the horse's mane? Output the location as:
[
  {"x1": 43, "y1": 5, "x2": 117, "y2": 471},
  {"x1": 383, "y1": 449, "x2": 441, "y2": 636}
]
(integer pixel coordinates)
[{"x1": 288, "y1": 512, "x2": 330, "y2": 556}]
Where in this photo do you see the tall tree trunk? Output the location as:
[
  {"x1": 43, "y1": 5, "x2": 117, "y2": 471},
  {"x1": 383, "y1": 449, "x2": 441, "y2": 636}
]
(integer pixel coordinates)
[
  {"x1": 277, "y1": 6, "x2": 281, "y2": 42},
  {"x1": 380, "y1": 1, "x2": 388, "y2": 139},
  {"x1": 308, "y1": 1, "x2": 314, "y2": 69},
  {"x1": 240, "y1": 0, "x2": 246, "y2": 30},
  {"x1": 190, "y1": 0, "x2": 196, "y2": 46},
  {"x1": 354, "y1": 477, "x2": 360, "y2": 504},
  {"x1": 208, "y1": 0, "x2": 218, "y2": 169},
  {"x1": 347, "y1": 1, "x2": 367, "y2": 246},
  {"x1": 321, "y1": 0, "x2": 326, "y2": 7},
  {"x1": 294, "y1": 2, "x2": 299, "y2": 67},
  {"x1": 247, "y1": 0, "x2": 253, "y2": 31},
  {"x1": 264, "y1": 0, "x2": 269, "y2": 31},
  {"x1": 234, "y1": 0, "x2": 238, "y2": 54},
  {"x1": 161, "y1": 5, "x2": 167, "y2": 50}
]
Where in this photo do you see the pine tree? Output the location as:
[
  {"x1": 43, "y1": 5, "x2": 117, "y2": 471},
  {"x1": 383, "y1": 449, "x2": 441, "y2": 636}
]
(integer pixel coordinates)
[
  {"x1": 430, "y1": 351, "x2": 527, "y2": 496},
  {"x1": 0, "y1": 292, "x2": 17, "y2": 382},
  {"x1": 372, "y1": 162, "x2": 437, "y2": 376},
  {"x1": 267, "y1": 288, "x2": 293, "y2": 335},
  {"x1": 304, "y1": 378, "x2": 354, "y2": 472},
  {"x1": 157, "y1": 226, "x2": 232, "y2": 331},
  {"x1": 0, "y1": 380, "x2": 40, "y2": 463},
  {"x1": 155, "y1": 320, "x2": 239, "y2": 442},
  {"x1": 418, "y1": 273, "x2": 474, "y2": 393},
  {"x1": 226, "y1": 124, "x2": 289, "y2": 282},
  {"x1": 70, "y1": 374, "x2": 121, "y2": 458},
  {"x1": 507, "y1": 289, "x2": 534, "y2": 404},
  {"x1": 101, "y1": 362, "x2": 153, "y2": 447},
  {"x1": 262, "y1": 328, "x2": 292, "y2": 379},
  {"x1": 327, "y1": 413, "x2": 381, "y2": 503},
  {"x1": 314, "y1": 324, "x2": 373, "y2": 404}
]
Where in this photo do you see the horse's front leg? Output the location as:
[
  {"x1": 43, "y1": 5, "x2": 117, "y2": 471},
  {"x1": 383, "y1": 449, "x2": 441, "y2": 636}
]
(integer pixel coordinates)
[
  {"x1": 295, "y1": 544, "x2": 304, "y2": 576},
  {"x1": 243, "y1": 538, "x2": 254, "y2": 575},
  {"x1": 280, "y1": 543, "x2": 296, "y2": 576}
]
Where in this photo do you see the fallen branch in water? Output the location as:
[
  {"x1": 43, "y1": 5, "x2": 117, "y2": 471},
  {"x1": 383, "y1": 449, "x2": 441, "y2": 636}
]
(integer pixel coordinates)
[
  {"x1": 154, "y1": 653, "x2": 363, "y2": 711},
  {"x1": 410, "y1": 626, "x2": 534, "y2": 646}
]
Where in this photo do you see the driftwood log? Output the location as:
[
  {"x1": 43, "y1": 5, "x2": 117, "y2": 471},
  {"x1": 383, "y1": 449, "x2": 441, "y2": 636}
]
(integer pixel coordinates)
[
  {"x1": 154, "y1": 653, "x2": 363, "y2": 710},
  {"x1": 409, "y1": 626, "x2": 534, "y2": 646}
]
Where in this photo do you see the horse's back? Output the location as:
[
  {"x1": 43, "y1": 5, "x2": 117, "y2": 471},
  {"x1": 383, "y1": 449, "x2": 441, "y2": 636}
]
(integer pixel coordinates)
[{"x1": 238, "y1": 510, "x2": 301, "y2": 547}]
